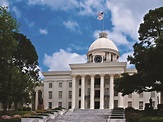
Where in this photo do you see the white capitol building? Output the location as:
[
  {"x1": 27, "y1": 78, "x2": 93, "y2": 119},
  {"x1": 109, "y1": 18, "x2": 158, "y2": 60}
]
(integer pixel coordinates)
[{"x1": 35, "y1": 32, "x2": 160, "y2": 110}]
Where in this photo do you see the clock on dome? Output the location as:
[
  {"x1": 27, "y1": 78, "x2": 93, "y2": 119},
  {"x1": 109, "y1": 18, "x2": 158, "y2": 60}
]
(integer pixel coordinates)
[{"x1": 94, "y1": 55, "x2": 102, "y2": 63}]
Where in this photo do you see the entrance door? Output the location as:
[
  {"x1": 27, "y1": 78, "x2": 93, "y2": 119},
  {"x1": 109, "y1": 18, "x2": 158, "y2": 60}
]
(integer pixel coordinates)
[
  {"x1": 95, "y1": 101, "x2": 100, "y2": 109},
  {"x1": 95, "y1": 90, "x2": 100, "y2": 98}
]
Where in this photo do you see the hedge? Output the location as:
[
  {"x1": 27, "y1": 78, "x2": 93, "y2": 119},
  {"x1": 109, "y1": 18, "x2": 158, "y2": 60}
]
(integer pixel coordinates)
[
  {"x1": 0, "y1": 119, "x2": 20, "y2": 122},
  {"x1": 140, "y1": 117, "x2": 163, "y2": 122}
]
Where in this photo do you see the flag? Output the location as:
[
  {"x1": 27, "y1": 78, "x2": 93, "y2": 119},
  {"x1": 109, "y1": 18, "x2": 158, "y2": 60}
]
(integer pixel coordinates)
[{"x1": 97, "y1": 12, "x2": 104, "y2": 20}]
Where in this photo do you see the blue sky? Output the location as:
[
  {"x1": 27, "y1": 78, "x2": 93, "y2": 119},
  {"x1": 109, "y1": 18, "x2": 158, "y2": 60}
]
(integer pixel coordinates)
[{"x1": 1, "y1": 0, "x2": 163, "y2": 72}]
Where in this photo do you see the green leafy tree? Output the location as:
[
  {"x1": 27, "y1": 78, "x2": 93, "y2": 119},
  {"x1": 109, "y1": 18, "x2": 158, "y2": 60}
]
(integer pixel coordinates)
[
  {"x1": 0, "y1": 6, "x2": 19, "y2": 112},
  {"x1": 12, "y1": 33, "x2": 40, "y2": 110},
  {"x1": 114, "y1": 7, "x2": 163, "y2": 99},
  {"x1": 0, "y1": 6, "x2": 40, "y2": 112}
]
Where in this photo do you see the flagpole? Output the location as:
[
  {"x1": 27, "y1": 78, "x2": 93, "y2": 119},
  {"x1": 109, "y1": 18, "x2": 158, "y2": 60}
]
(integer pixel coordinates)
[{"x1": 103, "y1": 16, "x2": 104, "y2": 31}]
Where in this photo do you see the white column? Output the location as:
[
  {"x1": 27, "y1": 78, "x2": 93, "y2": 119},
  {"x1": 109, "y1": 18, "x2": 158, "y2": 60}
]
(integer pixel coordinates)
[
  {"x1": 100, "y1": 74, "x2": 105, "y2": 109},
  {"x1": 81, "y1": 75, "x2": 85, "y2": 109},
  {"x1": 108, "y1": 53, "x2": 111, "y2": 61},
  {"x1": 35, "y1": 90, "x2": 38, "y2": 110},
  {"x1": 72, "y1": 75, "x2": 76, "y2": 109},
  {"x1": 118, "y1": 93, "x2": 123, "y2": 108},
  {"x1": 90, "y1": 75, "x2": 95, "y2": 109},
  {"x1": 109, "y1": 74, "x2": 114, "y2": 109}
]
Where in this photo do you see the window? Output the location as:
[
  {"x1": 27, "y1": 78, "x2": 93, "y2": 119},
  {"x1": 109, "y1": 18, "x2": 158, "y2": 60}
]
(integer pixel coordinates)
[
  {"x1": 104, "y1": 100, "x2": 109, "y2": 108},
  {"x1": 114, "y1": 100, "x2": 118, "y2": 108},
  {"x1": 128, "y1": 101, "x2": 132, "y2": 107},
  {"x1": 139, "y1": 101, "x2": 143, "y2": 109},
  {"x1": 79, "y1": 88, "x2": 81, "y2": 97},
  {"x1": 105, "y1": 88, "x2": 109, "y2": 95},
  {"x1": 48, "y1": 102, "x2": 52, "y2": 109},
  {"x1": 139, "y1": 93, "x2": 143, "y2": 98},
  {"x1": 59, "y1": 82, "x2": 62, "y2": 88},
  {"x1": 114, "y1": 91, "x2": 118, "y2": 96},
  {"x1": 69, "y1": 82, "x2": 72, "y2": 88},
  {"x1": 79, "y1": 100, "x2": 81, "y2": 108},
  {"x1": 87, "y1": 100, "x2": 90, "y2": 108},
  {"x1": 58, "y1": 91, "x2": 62, "y2": 98},
  {"x1": 49, "y1": 83, "x2": 52, "y2": 88},
  {"x1": 79, "y1": 79, "x2": 81, "y2": 85},
  {"x1": 88, "y1": 79, "x2": 90, "y2": 85},
  {"x1": 128, "y1": 94, "x2": 132, "y2": 98},
  {"x1": 68, "y1": 102, "x2": 71, "y2": 109},
  {"x1": 95, "y1": 78, "x2": 100, "y2": 85},
  {"x1": 69, "y1": 91, "x2": 72, "y2": 99},
  {"x1": 151, "y1": 91, "x2": 155, "y2": 98},
  {"x1": 49, "y1": 91, "x2": 52, "y2": 99},
  {"x1": 58, "y1": 102, "x2": 62, "y2": 107},
  {"x1": 111, "y1": 54, "x2": 113, "y2": 61}
]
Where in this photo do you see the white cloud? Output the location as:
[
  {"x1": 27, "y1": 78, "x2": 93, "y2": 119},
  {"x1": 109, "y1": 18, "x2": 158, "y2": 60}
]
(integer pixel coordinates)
[
  {"x1": 28, "y1": 0, "x2": 79, "y2": 11},
  {"x1": 63, "y1": 20, "x2": 81, "y2": 33},
  {"x1": 27, "y1": 0, "x2": 106, "y2": 16},
  {"x1": 39, "y1": 28, "x2": 48, "y2": 35},
  {"x1": 0, "y1": 0, "x2": 9, "y2": 7},
  {"x1": 12, "y1": 6, "x2": 21, "y2": 18},
  {"x1": 78, "y1": 0, "x2": 106, "y2": 16},
  {"x1": 119, "y1": 51, "x2": 134, "y2": 68},
  {"x1": 43, "y1": 49, "x2": 87, "y2": 71},
  {"x1": 107, "y1": 0, "x2": 163, "y2": 41},
  {"x1": 93, "y1": 30, "x2": 129, "y2": 46}
]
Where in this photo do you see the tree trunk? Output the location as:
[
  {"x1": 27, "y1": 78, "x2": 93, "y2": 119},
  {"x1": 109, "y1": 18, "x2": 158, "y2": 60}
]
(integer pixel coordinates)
[
  {"x1": 2, "y1": 101, "x2": 8, "y2": 114},
  {"x1": 14, "y1": 101, "x2": 18, "y2": 111}
]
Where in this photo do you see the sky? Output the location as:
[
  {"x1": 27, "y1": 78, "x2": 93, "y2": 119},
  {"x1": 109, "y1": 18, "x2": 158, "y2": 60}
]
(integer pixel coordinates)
[{"x1": 0, "y1": 0, "x2": 163, "y2": 72}]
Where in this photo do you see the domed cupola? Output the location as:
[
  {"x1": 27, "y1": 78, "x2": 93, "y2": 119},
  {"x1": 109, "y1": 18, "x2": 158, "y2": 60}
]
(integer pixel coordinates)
[{"x1": 87, "y1": 32, "x2": 119, "y2": 63}]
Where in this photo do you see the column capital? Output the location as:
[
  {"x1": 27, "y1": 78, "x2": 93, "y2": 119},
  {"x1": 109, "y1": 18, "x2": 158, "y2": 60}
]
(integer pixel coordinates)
[
  {"x1": 71, "y1": 74, "x2": 77, "y2": 77},
  {"x1": 109, "y1": 74, "x2": 115, "y2": 77},
  {"x1": 100, "y1": 74, "x2": 105, "y2": 77},
  {"x1": 90, "y1": 74, "x2": 95, "y2": 77},
  {"x1": 81, "y1": 74, "x2": 86, "y2": 77}
]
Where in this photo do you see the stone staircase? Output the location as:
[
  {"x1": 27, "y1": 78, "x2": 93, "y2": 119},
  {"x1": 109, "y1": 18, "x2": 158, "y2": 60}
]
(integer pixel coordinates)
[{"x1": 49, "y1": 109, "x2": 111, "y2": 122}]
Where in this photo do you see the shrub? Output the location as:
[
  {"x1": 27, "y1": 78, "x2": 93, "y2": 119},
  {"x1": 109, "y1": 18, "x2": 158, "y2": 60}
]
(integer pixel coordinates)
[
  {"x1": 126, "y1": 112, "x2": 142, "y2": 122},
  {"x1": 26, "y1": 107, "x2": 31, "y2": 111},
  {"x1": 13, "y1": 114, "x2": 21, "y2": 119},
  {"x1": 125, "y1": 107, "x2": 135, "y2": 114},
  {"x1": 22, "y1": 114, "x2": 30, "y2": 118},
  {"x1": 0, "y1": 120, "x2": 21, "y2": 122},
  {"x1": 1, "y1": 115, "x2": 12, "y2": 119},
  {"x1": 140, "y1": 117, "x2": 163, "y2": 122},
  {"x1": 22, "y1": 107, "x2": 26, "y2": 111},
  {"x1": 17, "y1": 108, "x2": 21, "y2": 111}
]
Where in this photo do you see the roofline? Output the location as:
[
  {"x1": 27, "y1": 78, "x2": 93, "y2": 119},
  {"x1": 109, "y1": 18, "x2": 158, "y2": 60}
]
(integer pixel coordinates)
[{"x1": 42, "y1": 70, "x2": 71, "y2": 76}]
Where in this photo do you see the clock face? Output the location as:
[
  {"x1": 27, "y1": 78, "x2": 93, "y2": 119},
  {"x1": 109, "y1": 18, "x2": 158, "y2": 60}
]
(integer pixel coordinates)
[{"x1": 94, "y1": 55, "x2": 102, "y2": 63}]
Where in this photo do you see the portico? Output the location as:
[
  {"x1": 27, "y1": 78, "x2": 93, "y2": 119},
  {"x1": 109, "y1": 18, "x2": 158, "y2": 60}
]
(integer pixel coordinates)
[{"x1": 70, "y1": 61, "x2": 126, "y2": 109}]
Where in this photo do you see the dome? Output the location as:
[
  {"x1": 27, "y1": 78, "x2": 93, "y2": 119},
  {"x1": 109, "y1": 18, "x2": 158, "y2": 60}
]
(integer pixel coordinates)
[
  {"x1": 88, "y1": 36, "x2": 118, "y2": 52},
  {"x1": 87, "y1": 32, "x2": 119, "y2": 63}
]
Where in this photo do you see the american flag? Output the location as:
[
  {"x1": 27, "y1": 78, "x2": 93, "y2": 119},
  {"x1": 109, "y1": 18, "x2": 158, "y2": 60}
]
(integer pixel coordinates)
[{"x1": 97, "y1": 12, "x2": 104, "y2": 20}]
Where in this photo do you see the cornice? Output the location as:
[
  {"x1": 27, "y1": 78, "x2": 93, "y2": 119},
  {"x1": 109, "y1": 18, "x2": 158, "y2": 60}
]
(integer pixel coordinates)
[
  {"x1": 42, "y1": 70, "x2": 72, "y2": 76},
  {"x1": 69, "y1": 62, "x2": 127, "y2": 69}
]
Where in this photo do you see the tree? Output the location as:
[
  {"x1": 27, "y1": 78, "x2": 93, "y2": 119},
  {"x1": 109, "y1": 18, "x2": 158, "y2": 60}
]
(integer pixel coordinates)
[
  {"x1": 12, "y1": 33, "x2": 40, "y2": 110},
  {"x1": 114, "y1": 7, "x2": 163, "y2": 98},
  {"x1": 0, "y1": 6, "x2": 40, "y2": 112},
  {"x1": 0, "y1": 6, "x2": 19, "y2": 112}
]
